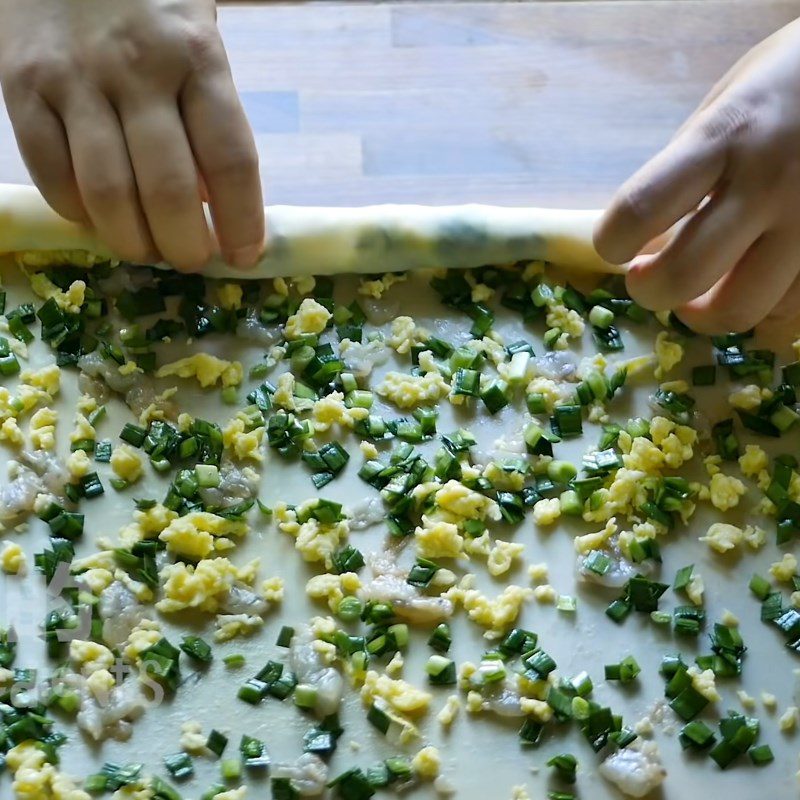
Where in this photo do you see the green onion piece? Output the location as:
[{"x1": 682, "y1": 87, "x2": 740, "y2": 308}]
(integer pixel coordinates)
[
  {"x1": 679, "y1": 720, "x2": 716, "y2": 750},
  {"x1": 551, "y1": 404, "x2": 583, "y2": 439},
  {"x1": 195, "y1": 464, "x2": 220, "y2": 488},
  {"x1": 180, "y1": 635, "x2": 213, "y2": 663},
  {"x1": 407, "y1": 558, "x2": 440, "y2": 588},
  {"x1": 240, "y1": 734, "x2": 270, "y2": 770},
  {"x1": 588, "y1": 304, "x2": 614, "y2": 329},
  {"x1": 452, "y1": 368, "x2": 481, "y2": 397},
  {"x1": 519, "y1": 718, "x2": 544, "y2": 745},
  {"x1": 673, "y1": 564, "x2": 694, "y2": 592},
  {"x1": 367, "y1": 703, "x2": 391, "y2": 735},
  {"x1": 650, "y1": 610, "x2": 672, "y2": 625},
  {"x1": 749, "y1": 573, "x2": 771, "y2": 601},
  {"x1": 271, "y1": 777, "x2": 300, "y2": 799},
  {"x1": 332, "y1": 545, "x2": 364, "y2": 574},
  {"x1": 547, "y1": 459, "x2": 578, "y2": 484},
  {"x1": 546, "y1": 753, "x2": 577, "y2": 784},
  {"x1": 568, "y1": 671, "x2": 593, "y2": 697},
  {"x1": 223, "y1": 654, "x2": 246, "y2": 669},
  {"x1": 559, "y1": 489, "x2": 582, "y2": 518},
  {"x1": 220, "y1": 758, "x2": 241, "y2": 781},
  {"x1": 139, "y1": 638, "x2": 181, "y2": 692},
  {"x1": 480, "y1": 379, "x2": 510, "y2": 414},
  {"x1": 584, "y1": 550, "x2": 612, "y2": 576},
  {"x1": 669, "y1": 686, "x2": 709, "y2": 721},
  {"x1": 557, "y1": 595, "x2": 577, "y2": 613},
  {"x1": 604, "y1": 655, "x2": 640, "y2": 683},
  {"x1": 294, "y1": 683, "x2": 319, "y2": 710},
  {"x1": 327, "y1": 766, "x2": 375, "y2": 799},
  {"x1": 206, "y1": 730, "x2": 228, "y2": 758},
  {"x1": 336, "y1": 596, "x2": 364, "y2": 623},
  {"x1": 120, "y1": 423, "x2": 147, "y2": 447},
  {"x1": 749, "y1": 744, "x2": 774, "y2": 766},
  {"x1": 164, "y1": 752, "x2": 194, "y2": 781},
  {"x1": 605, "y1": 598, "x2": 632, "y2": 624},
  {"x1": 427, "y1": 623, "x2": 452, "y2": 653},
  {"x1": 94, "y1": 440, "x2": 113, "y2": 463},
  {"x1": 276, "y1": 626, "x2": 295, "y2": 647},
  {"x1": 425, "y1": 655, "x2": 457, "y2": 686},
  {"x1": 238, "y1": 678, "x2": 268, "y2": 705}
]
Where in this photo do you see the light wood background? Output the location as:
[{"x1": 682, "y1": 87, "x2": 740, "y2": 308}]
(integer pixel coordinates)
[{"x1": 0, "y1": 1, "x2": 798, "y2": 208}]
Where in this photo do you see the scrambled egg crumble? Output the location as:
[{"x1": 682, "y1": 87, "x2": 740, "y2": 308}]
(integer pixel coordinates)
[
  {"x1": 158, "y1": 511, "x2": 247, "y2": 559},
  {"x1": 654, "y1": 331, "x2": 683, "y2": 379},
  {"x1": 361, "y1": 670, "x2": 432, "y2": 715},
  {"x1": 6, "y1": 740, "x2": 90, "y2": 800},
  {"x1": 156, "y1": 353, "x2": 243, "y2": 388},
  {"x1": 377, "y1": 371, "x2": 450, "y2": 409},
  {"x1": 284, "y1": 297, "x2": 332, "y2": 339},
  {"x1": 156, "y1": 557, "x2": 250, "y2": 613},
  {"x1": 29, "y1": 407, "x2": 57, "y2": 449},
  {"x1": 447, "y1": 577, "x2": 532, "y2": 639},
  {"x1": 110, "y1": 444, "x2": 143, "y2": 483},
  {"x1": 1, "y1": 540, "x2": 26, "y2": 574}
]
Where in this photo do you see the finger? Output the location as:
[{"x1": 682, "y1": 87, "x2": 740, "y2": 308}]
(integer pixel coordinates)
[
  {"x1": 594, "y1": 124, "x2": 727, "y2": 265},
  {"x1": 61, "y1": 90, "x2": 155, "y2": 263},
  {"x1": 673, "y1": 60, "x2": 749, "y2": 141},
  {"x1": 4, "y1": 92, "x2": 86, "y2": 223},
  {"x1": 121, "y1": 99, "x2": 212, "y2": 272},
  {"x1": 765, "y1": 267, "x2": 800, "y2": 324},
  {"x1": 675, "y1": 231, "x2": 799, "y2": 334},
  {"x1": 624, "y1": 188, "x2": 765, "y2": 310},
  {"x1": 181, "y1": 69, "x2": 264, "y2": 269}
]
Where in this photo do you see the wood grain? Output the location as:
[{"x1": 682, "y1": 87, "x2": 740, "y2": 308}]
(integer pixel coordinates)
[{"x1": 0, "y1": 1, "x2": 797, "y2": 209}]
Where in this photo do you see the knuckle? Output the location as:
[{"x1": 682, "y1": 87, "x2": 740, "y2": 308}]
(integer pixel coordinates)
[
  {"x1": 183, "y1": 24, "x2": 224, "y2": 70},
  {"x1": 6, "y1": 55, "x2": 69, "y2": 92},
  {"x1": 699, "y1": 100, "x2": 754, "y2": 145},
  {"x1": 82, "y1": 176, "x2": 130, "y2": 208},
  {"x1": 205, "y1": 148, "x2": 259, "y2": 184},
  {"x1": 142, "y1": 178, "x2": 197, "y2": 209}
]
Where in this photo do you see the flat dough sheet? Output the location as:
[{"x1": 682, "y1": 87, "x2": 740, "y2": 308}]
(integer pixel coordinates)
[{"x1": 0, "y1": 210, "x2": 797, "y2": 800}]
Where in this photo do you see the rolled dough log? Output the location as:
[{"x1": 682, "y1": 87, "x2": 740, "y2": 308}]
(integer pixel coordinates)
[{"x1": 0, "y1": 183, "x2": 621, "y2": 278}]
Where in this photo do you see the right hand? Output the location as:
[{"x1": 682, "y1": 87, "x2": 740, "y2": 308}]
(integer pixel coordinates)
[{"x1": 0, "y1": 0, "x2": 264, "y2": 271}]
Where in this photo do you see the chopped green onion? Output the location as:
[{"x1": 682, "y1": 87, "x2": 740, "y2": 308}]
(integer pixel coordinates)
[
  {"x1": 427, "y1": 623, "x2": 452, "y2": 653},
  {"x1": 426, "y1": 655, "x2": 457, "y2": 686},
  {"x1": 180, "y1": 635, "x2": 213, "y2": 663},
  {"x1": 336, "y1": 596, "x2": 364, "y2": 623},
  {"x1": 604, "y1": 655, "x2": 641, "y2": 684},
  {"x1": 551, "y1": 404, "x2": 582, "y2": 439},
  {"x1": 673, "y1": 564, "x2": 694, "y2": 592},
  {"x1": 749, "y1": 573, "x2": 771, "y2": 601},
  {"x1": 749, "y1": 744, "x2": 774, "y2": 766},
  {"x1": 206, "y1": 729, "x2": 228, "y2": 758},
  {"x1": 163, "y1": 753, "x2": 194, "y2": 781},
  {"x1": 276, "y1": 626, "x2": 294, "y2": 647},
  {"x1": 546, "y1": 753, "x2": 577, "y2": 784}
]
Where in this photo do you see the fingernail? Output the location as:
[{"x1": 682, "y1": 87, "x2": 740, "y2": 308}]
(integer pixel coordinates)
[{"x1": 227, "y1": 244, "x2": 262, "y2": 270}]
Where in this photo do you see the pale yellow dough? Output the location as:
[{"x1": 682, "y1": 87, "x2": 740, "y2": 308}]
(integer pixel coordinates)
[{"x1": 0, "y1": 183, "x2": 619, "y2": 277}]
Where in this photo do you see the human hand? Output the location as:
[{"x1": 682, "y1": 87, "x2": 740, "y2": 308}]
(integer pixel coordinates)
[
  {"x1": 594, "y1": 19, "x2": 800, "y2": 334},
  {"x1": 0, "y1": 0, "x2": 264, "y2": 271}
]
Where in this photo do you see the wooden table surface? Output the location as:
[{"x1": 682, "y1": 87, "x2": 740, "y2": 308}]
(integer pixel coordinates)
[{"x1": 0, "y1": 0, "x2": 798, "y2": 209}]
